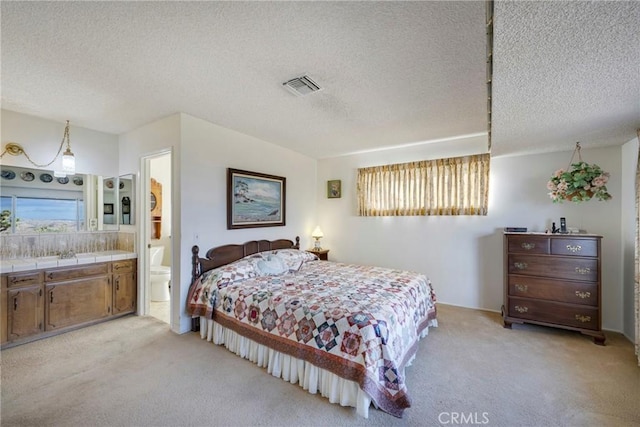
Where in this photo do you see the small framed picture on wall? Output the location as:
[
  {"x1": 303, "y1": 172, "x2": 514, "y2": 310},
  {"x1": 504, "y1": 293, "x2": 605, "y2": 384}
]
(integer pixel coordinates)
[
  {"x1": 104, "y1": 203, "x2": 114, "y2": 215},
  {"x1": 327, "y1": 180, "x2": 341, "y2": 198}
]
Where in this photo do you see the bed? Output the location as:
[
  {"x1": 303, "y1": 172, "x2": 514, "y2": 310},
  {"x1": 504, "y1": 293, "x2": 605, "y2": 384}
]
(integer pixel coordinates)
[{"x1": 186, "y1": 236, "x2": 437, "y2": 418}]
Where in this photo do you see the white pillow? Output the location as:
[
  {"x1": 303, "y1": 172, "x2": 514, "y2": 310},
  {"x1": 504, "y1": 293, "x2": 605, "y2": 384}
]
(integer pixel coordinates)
[{"x1": 257, "y1": 255, "x2": 288, "y2": 276}]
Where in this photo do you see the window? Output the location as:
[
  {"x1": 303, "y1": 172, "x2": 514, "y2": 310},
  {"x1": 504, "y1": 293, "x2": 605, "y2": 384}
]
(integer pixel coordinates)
[
  {"x1": 357, "y1": 153, "x2": 490, "y2": 216},
  {"x1": 0, "y1": 195, "x2": 84, "y2": 233}
]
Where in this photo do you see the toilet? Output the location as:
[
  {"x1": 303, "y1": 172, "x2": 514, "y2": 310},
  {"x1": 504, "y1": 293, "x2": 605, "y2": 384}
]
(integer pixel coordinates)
[{"x1": 150, "y1": 246, "x2": 171, "y2": 301}]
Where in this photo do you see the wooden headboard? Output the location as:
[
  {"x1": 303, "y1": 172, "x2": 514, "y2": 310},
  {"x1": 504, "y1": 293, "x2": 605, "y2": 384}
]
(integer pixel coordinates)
[{"x1": 191, "y1": 236, "x2": 300, "y2": 283}]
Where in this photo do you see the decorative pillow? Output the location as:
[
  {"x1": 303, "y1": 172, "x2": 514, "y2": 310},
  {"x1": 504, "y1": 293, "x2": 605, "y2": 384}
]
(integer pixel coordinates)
[
  {"x1": 272, "y1": 248, "x2": 318, "y2": 272},
  {"x1": 256, "y1": 255, "x2": 288, "y2": 276}
]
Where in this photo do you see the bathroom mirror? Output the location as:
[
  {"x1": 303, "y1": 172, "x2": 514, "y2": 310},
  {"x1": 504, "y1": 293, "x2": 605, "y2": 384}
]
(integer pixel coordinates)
[
  {"x1": 0, "y1": 165, "x2": 86, "y2": 233},
  {"x1": 119, "y1": 174, "x2": 135, "y2": 226},
  {"x1": 101, "y1": 176, "x2": 119, "y2": 230}
]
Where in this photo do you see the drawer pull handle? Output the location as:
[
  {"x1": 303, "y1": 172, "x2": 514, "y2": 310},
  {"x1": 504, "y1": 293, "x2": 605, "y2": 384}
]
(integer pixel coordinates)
[
  {"x1": 575, "y1": 291, "x2": 591, "y2": 299},
  {"x1": 566, "y1": 244, "x2": 582, "y2": 253},
  {"x1": 514, "y1": 284, "x2": 528, "y2": 292},
  {"x1": 521, "y1": 243, "x2": 535, "y2": 250},
  {"x1": 14, "y1": 297, "x2": 18, "y2": 311},
  {"x1": 514, "y1": 305, "x2": 528, "y2": 313},
  {"x1": 50, "y1": 291, "x2": 54, "y2": 303},
  {"x1": 513, "y1": 262, "x2": 528, "y2": 270},
  {"x1": 575, "y1": 314, "x2": 591, "y2": 323},
  {"x1": 575, "y1": 267, "x2": 591, "y2": 275},
  {"x1": 10, "y1": 277, "x2": 32, "y2": 284}
]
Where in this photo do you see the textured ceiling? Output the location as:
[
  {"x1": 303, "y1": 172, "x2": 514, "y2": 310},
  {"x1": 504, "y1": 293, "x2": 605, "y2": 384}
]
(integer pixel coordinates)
[
  {"x1": 492, "y1": 1, "x2": 640, "y2": 156},
  {"x1": 1, "y1": 1, "x2": 639, "y2": 159}
]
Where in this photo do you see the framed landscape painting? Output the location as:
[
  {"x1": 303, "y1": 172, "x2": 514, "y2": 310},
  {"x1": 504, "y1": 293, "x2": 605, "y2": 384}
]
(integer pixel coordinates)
[{"x1": 227, "y1": 168, "x2": 286, "y2": 229}]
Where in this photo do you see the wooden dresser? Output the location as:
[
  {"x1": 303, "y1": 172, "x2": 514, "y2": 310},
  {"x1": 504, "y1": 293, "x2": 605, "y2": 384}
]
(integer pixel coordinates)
[{"x1": 502, "y1": 233, "x2": 604, "y2": 345}]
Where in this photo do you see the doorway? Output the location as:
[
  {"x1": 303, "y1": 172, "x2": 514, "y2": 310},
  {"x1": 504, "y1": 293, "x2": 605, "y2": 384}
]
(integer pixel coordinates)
[{"x1": 142, "y1": 151, "x2": 172, "y2": 325}]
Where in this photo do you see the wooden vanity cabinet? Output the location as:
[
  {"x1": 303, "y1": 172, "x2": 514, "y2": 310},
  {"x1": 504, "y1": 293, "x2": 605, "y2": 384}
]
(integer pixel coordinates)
[
  {"x1": 113, "y1": 260, "x2": 137, "y2": 315},
  {"x1": 1, "y1": 258, "x2": 137, "y2": 348},
  {"x1": 6, "y1": 271, "x2": 44, "y2": 341},
  {"x1": 44, "y1": 263, "x2": 112, "y2": 331}
]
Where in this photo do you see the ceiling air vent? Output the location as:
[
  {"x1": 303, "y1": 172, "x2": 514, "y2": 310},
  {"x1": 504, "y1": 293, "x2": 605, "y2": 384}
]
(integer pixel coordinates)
[{"x1": 282, "y1": 75, "x2": 322, "y2": 96}]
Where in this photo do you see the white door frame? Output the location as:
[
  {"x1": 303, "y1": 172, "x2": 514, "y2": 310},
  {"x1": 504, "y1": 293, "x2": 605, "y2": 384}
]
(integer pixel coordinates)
[{"x1": 138, "y1": 149, "x2": 173, "y2": 329}]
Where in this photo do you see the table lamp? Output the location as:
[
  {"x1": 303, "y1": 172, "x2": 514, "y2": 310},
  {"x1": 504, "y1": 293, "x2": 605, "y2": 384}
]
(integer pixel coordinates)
[{"x1": 312, "y1": 226, "x2": 324, "y2": 250}]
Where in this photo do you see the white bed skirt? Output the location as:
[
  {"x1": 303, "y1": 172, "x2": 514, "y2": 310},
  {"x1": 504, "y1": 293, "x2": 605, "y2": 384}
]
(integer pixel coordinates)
[
  {"x1": 199, "y1": 316, "x2": 437, "y2": 418},
  {"x1": 200, "y1": 316, "x2": 373, "y2": 418}
]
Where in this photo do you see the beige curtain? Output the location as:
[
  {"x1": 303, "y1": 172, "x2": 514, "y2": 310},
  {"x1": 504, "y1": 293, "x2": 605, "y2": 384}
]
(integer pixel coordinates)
[
  {"x1": 635, "y1": 129, "x2": 640, "y2": 366},
  {"x1": 357, "y1": 153, "x2": 490, "y2": 216}
]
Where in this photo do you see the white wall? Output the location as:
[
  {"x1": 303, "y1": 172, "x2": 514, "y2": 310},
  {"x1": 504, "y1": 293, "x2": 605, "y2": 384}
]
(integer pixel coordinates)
[
  {"x1": 179, "y1": 114, "x2": 317, "y2": 333},
  {"x1": 1, "y1": 110, "x2": 118, "y2": 177},
  {"x1": 118, "y1": 113, "x2": 182, "y2": 330},
  {"x1": 317, "y1": 141, "x2": 625, "y2": 331},
  {"x1": 120, "y1": 113, "x2": 317, "y2": 334},
  {"x1": 621, "y1": 136, "x2": 639, "y2": 341}
]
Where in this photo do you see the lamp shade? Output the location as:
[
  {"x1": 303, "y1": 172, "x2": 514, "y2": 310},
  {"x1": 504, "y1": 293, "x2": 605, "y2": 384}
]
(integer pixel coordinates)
[
  {"x1": 312, "y1": 226, "x2": 324, "y2": 239},
  {"x1": 62, "y1": 148, "x2": 75, "y2": 174}
]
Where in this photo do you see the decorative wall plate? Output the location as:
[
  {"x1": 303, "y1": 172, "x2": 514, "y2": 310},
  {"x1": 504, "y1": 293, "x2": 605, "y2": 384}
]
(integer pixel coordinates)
[
  {"x1": 56, "y1": 176, "x2": 69, "y2": 184},
  {"x1": 105, "y1": 180, "x2": 113, "y2": 189},
  {"x1": 1, "y1": 169, "x2": 16, "y2": 180},
  {"x1": 20, "y1": 171, "x2": 35, "y2": 181},
  {"x1": 73, "y1": 176, "x2": 84, "y2": 186},
  {"x1": 39, "y1": 173, "x2": 53, "y2": 183},
  {"x1": 119, "y1": 181, "x2": 125, "y2": 190}
]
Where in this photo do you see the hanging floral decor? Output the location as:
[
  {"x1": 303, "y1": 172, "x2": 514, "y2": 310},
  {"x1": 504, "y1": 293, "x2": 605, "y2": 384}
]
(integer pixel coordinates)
[{"x1": 547, "y1": 142, "x2": 612, "y2": 203}]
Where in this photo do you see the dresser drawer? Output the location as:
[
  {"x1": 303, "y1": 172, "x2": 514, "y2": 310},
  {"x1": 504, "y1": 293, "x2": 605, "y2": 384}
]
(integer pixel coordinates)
[
  {"x1": 508, "y1": 255, "x2": 597, "y2": 281},
  {"x1": 507, "y1": 235, "x2": 550, "y2": 255},
  {"x1": 508, "y1": 297, "x2": 599, "y2": 330},
  {"x1": 551, "y1": 238, "x2": 598, "y2": 257},
  {"x1": 45, "y1": 263, "x2": 110, "y2": 282},
  {"x1": 508, "y1": 275, "x2": 598, "y2": 306}
]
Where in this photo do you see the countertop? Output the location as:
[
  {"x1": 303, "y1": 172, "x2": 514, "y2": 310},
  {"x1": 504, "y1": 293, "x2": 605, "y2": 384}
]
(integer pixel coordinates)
[{"x1": 0, "y1": 251, "x2": 137, "y2": 274}]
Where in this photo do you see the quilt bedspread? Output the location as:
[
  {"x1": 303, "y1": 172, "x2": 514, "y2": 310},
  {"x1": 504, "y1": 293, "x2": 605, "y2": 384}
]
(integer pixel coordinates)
[{"x1": 187, "y1": 254, "x2": 437, "y2": 417}]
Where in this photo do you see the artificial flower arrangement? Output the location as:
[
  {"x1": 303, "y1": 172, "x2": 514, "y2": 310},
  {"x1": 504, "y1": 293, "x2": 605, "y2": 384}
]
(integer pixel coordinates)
[{"x1": 547, "y1": 161, "x2": 612, "y2": 203}]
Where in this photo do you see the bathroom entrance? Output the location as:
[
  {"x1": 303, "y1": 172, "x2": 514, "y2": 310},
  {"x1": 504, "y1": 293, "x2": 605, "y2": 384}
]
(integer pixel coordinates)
[{"x1": 145, "y1": 152, "x2": 172, "y2": 325}]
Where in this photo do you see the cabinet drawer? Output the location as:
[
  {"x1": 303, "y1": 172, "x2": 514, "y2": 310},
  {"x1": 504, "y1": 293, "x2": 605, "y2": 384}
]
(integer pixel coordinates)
[
  {"x1": 507, "y1": 236, "x2": 550, "y2": 254},
  {"x1": 508, "y1": 255, "x2": 597, "y2": 281},
  {"x1": 508, "y1": 297, "x2": 599, "y2": 330},
  {"x1": 7, "y1": 271, "x2": 43, "y2": 288},
  {"x1": 112, "y1": 260, "x2": 134, "y2": 273},
  {"x1": 45, "y1": 263, "x2": 110, "y2": 282},
  {"x1": 508, "y1": 275, "x2": 598, "y2": 306},
  {"x1": 551, "y1": 238, "x2": 598, "y2": 257}
]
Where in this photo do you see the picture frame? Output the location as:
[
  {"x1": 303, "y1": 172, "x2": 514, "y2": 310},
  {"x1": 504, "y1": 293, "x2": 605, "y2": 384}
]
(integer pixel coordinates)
[
  {"x1": 227, "y1": 168, "x2": 286, "y2": 229},
  {"x1": 327, "y1": 179, "x2": 341, "y2": 198},
  {"x1": 103, "y1": 203, "x2": 114, "y2": 215}
]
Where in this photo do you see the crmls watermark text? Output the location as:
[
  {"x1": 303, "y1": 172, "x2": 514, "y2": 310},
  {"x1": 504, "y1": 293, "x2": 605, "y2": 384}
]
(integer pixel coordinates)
[{"x1": 438, "y1": 412, "x2": 490, "y2": 425}]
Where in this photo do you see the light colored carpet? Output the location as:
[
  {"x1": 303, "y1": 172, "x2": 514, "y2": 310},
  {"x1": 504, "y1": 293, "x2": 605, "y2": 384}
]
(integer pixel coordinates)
[{"x1": 1, "y1": 304, "x2": 638, "y2": 427}]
